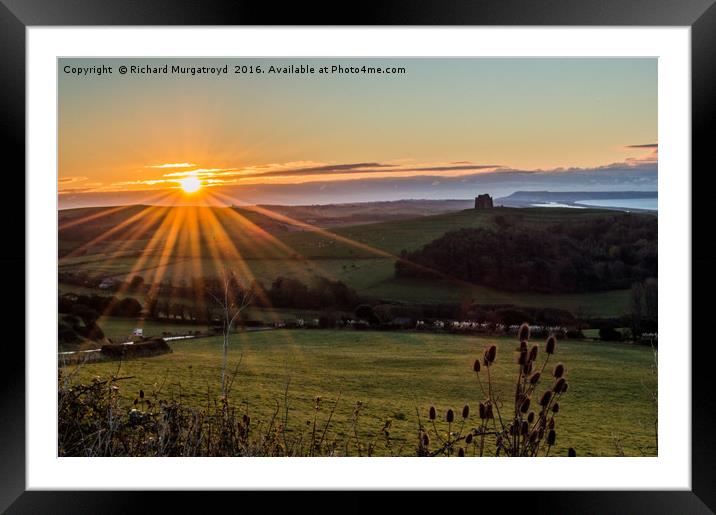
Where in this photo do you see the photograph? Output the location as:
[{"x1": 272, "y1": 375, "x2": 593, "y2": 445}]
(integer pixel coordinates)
[{"x1": 56, "y1": 56, "x2": 659, "y2": 459}]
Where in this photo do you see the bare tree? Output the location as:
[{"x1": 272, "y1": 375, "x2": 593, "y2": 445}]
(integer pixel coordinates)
[{"x1": 206, "y1": 268, "x2": 254, "y2": 397}]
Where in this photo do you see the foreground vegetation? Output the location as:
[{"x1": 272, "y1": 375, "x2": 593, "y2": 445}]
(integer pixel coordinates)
[{"x1": 60, "y1": 329, "x2": 657, "y2": 456}]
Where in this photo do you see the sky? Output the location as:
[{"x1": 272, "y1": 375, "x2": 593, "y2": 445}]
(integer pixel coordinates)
[{"x1": 58, "y1": 57, "x2": 657, "y2": 206}]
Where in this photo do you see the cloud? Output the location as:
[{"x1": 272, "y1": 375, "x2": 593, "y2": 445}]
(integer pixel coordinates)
[
  {"x1": 233, "y1": 162, "x2": 501, "y2": 179},
  {"x1": 162, "y1": 168, "x2": 239, "y2": 178},
  {"x1": 626, "y1": 143, "x2": 658, "y2": 149},
  {"x1": 58, "y1": 176, "x2": 88, "y2": 184},
  {"x1": 145, "y1": 162, "x2": 196, "y2": 169}
]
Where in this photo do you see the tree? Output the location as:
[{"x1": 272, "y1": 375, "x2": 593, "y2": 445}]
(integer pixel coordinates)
[
  {"x1": 207, "y1": 269, "x2": 254, "y2": 397},
  {"x1": 129, "y1": 275, "x2": 145, "y2": 292},
  {"x1": 354, "y1": 304, "x2": 379, "y2": 325},
  {"x1": 71, "y1": 304, "x2": 99, "y2": 328}
]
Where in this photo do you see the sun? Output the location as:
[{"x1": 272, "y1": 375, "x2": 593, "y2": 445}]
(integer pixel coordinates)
[{"x1": 178, "y1": 176, "x2": 202, "y2": 193}]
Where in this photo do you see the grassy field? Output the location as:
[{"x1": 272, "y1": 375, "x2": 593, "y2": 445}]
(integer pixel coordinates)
[
  {"x1": 59, "y1": 206, "x2": 639, "y2": 317},
  {"x1": 62, "y1": 329, "x2": 657, "y2": 457}
]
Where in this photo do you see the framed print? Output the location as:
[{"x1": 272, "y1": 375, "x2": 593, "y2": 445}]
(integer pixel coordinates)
[{"x1": 3, "y1": 0, "x2": 715, "y2": 511}]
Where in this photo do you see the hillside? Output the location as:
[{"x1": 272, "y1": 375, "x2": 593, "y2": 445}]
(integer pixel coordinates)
[{"x1": 58, "y1": 205, "x2": 653, "y2": 317}]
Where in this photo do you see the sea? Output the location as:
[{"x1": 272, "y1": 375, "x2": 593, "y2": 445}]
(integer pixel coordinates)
[{"x1": 574, "y1": 198, "x2": 658, "y2": 211}]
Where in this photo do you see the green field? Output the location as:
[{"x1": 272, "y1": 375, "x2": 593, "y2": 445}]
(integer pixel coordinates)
[
  {"x1": 59, "y1": 206, "x2": 640, "y2": 317},
  {"x1": 62, "y1": 329, "x2": 658, "y2": 457}
]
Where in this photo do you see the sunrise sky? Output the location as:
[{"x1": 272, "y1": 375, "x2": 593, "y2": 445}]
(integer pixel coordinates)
[{"x1": 58, "y1": 57, "x2": 657, "y2": 200}]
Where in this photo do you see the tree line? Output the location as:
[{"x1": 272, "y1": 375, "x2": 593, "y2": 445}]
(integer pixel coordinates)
[{"x1": 395, "y1": 214, "x2": 657, "y2": 294}]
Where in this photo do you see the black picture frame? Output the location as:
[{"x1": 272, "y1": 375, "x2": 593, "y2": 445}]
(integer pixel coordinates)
[{"x1": 3, "y1": 0, "x2": 714, "y2": 512}]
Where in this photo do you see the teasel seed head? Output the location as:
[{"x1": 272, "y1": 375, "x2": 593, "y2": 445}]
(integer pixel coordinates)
[
  {"x1": 520, "y1": 340, "x2": 527, "y2": 351},
  {"x1": 548, "y1": 418, "x2": 555, "y2": 430},
  {"x1": 486, "y1": 345, "x2": 497, "y2": 363},
  {"x1": 554, "y1": 377, "x2": 567, "y2": 394},
  {"x1": 552, "y1": 402, "x2": 560, "y2": 413},
  {"x1": 527, "y1": 412, "x2": 535, "y2": 424},
  {"x1": 521, "y1": 421, "x2": 529, "y2": 436},
  {"x1": 546, "y1": 429, "x2": 556, "y2": 446},
  {"x1": 546, "y1": 335, "x2": 556, "y2": 355},
  {"x1": 473, "y1": 359, "x2": 481, "y2": 373},
  {"x1": 479, "y1": 402, "x2": 486, "y2": 420},
  {"x1": 540, "y1": 390, "x2": 552, "y2": 407},
  {"x1": 554, "y1": 363, "x2": 565, "y2": 378},
  {"x1": 462, "y1": 404, "x2": 470, "y2": 419},
  {"x1": 530, "y1": 372, "x2": 541, "y2": 385},
  {"x1": 139, "y1": 389, "x2": 144, "y2": 399},
  {"x1": 485, "y1": 404, "x2": 494, "y2": 419},
  {"x1": 529, "y1": 344, "x2": 538, "y2": 362},
  {"x1": 519, "y1": 323, "x2": 530, "y2": 342},
  {"x1": 465, "y1": 433, "x2": 474, "y2": 444},
  {"x1": 568, "y1": 447, "x2": 577, "y2": 457},
  {"x1": 518, "y1": 349, "x2": 527, "y2": 365},
  {"x1": 523, "y1": 361, "x2": 533, "y2": 375},
  {"x1": 520, "y1": 396, "x2": 531, "y2": 413},
  {"x1": 562, "y1": 382, "x2": 569, "y2": 394},
  {"x1": 429, "y1": 406, "x2": 436, "y2": 420},
  {"x1": 446, "y1": 409, "x2": 455, "y2": 423},
  {"x1": 422, "y1": 433, "x2": 430, "y2": 447},
  {"x1": 458, "y1": 447, "x2": 465, "y2": 457}
]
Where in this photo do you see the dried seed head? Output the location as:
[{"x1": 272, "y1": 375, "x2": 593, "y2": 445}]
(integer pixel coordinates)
[
  {"x1": 429, "y1": 406, "x2": 436, "y2": 420},
  {"x1": 529, "y1": 344, "x2": 539, "y2": 362},
  {"x1": 527, "y1": 412, "x2": 535, "y2": 424},
  {"x1": 530, "y1": 372, "x2": 541, "y2": 385},
  {"x1": 520, "y1": 397, "x2": 531, "y2": 414},
  {"x1": 518, "y1": 350, "x2": 527, "y2": 365},
  {"x1": 485, "y1": 404, "x2": 494, "y2": 419},
  {"x1": 422, "y1": 433, "x2": 430, "y2": 446},
  {"x1": 519, "y1": 323, "x2": 530, "y2": 342},
  {"x1": 562, "y1": 382, "x2": 569, "y2": 394},
  {"x1": 552, "y1": 402, "x2": 560, "y2": 413},
  {"x1": 554, "y1": 363, "x2": 565, "y2": 378},
  {"x1": 520, "y1": 340, "x2": 527, "y2": 351},
  {"x1": 546, "y1": 335, "x2": 557, "y2": 355},
  {"x1": 479, "y1": 403, "x2": 486, "y2": 420},
  {"x1": 546, "y1": 429, "x2": 556, "y2": 446},
  {"x1": 554, "y1": 377, "x2": 567, "y2": 394},
  {"x1": 548, "y1": 418, "x2": 555, "y2": 430},
  {"x1": 458, "y1": 447, "x2": 465, "y2": 457},
  {"x1": 446, "y1": 409, "x2": 455, "y2": 423},
  {"x1": 568, "y1": 447, "x2": 577, "y2": 457},
  {"x1": 462, "y1": 405, "x2": 470, "y2": 419},
  {"x1": 465, "y1": 433, "x2": 473, "y2": 444},
  {"x1": 139, "y1": 389, "x2": 145, "y2": 399},
  {"x1": 521, "y1": 421, "x2": 529, "y2": 436},
  {"x1": 486, "y1": 345, "x2": 497, "y2": 363},
  {"x1": 540, "y1": 391, "x2": 553, "y2": 407},
  {"x1": 133, "y1": 398, "x2": 138, "y2": 405},
  {"x1": 473, "y1": 359, "x2": 481, "y2": 373},
  {"x1": 523, "y1": 361, "x2": 533, "y2": 375}
]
